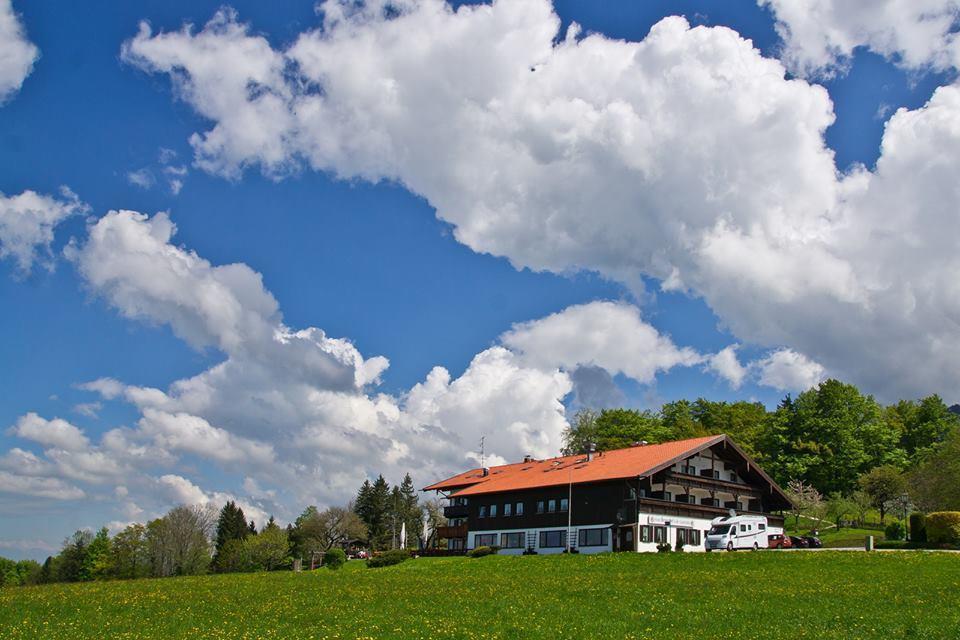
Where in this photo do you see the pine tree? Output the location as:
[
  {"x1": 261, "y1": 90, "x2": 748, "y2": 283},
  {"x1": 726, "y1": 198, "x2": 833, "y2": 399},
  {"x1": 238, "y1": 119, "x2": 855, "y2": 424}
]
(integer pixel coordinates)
[
  {"x1": 212, "y1": 501, "x2": 249, "y2": 572},
  {"x1": 355, "y1": 479, "x2": 373, "y2": 530},
  {"x1": 399, "y1": 473, "x2": 423, "y2": 549},
  {"x1": 368, "y1": 475, "x2": 392, "y2": 550}
]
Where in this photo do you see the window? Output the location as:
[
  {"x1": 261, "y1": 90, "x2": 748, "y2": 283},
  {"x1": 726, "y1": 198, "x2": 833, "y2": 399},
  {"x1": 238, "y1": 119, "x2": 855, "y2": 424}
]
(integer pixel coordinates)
[
  {"x1": 653, "y1": 526, "x2": 667, "y2": 544},
  {"x1": 740, "y1": 524, "x2": 747, "y2": 532},
  {"x1": 537, "y1": 501, "x2": 544, "y2": 514},
  {"x1": 640, "y1": 526, "x2": 652, "y2": 543},
  {"x1": 548, "y1": 499, "x2": 557, "y2": 513},
  {"x1": 516, "y1": 502, "x2": 524, "y2": 516},
  {"x1": 677, "y1": 528, "x2": 701, "y2": 546},
  {"x1": 501, "y1": 532, "x2": 524, "y2": 548},
  {"x1": 539, "y1": 530, "x2": 565, "y2": 548},
  {"x1": 475, "y1": 533, "x2": 497, "y2": 547},
  {"x1": 478, "y1": 505, "x2": 487, "y2": 518},
  {"x1": 701, "y1": 497, "x2": 719, "y2": 507},
  {"x1": 490, "y1": 504, "x2": 498, "y2": 518},
  {"x1": 758, "y1": 523, "x2": 766, "y2": 531},
  {"x1": 578, "y1": 528, "x2": 609, "y2": 547},
  {"x1": 681, "y1": 464, "x2": 696, "y2": 475},
  {"x1": 559, "y1": 498, "x2": 569, "y2": 512},
  {"x1": 503, "y1": 503, "x2": 512, "y2": 517},
  {"x1": 729, "y1": 471, "x2": 737, "y2": 482}
]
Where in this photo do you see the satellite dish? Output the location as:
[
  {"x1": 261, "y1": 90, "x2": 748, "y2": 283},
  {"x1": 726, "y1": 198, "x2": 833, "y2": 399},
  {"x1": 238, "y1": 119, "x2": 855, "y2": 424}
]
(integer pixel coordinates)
[{"x1": 728, "y1": 508, "x2": 737, "y2": 518}]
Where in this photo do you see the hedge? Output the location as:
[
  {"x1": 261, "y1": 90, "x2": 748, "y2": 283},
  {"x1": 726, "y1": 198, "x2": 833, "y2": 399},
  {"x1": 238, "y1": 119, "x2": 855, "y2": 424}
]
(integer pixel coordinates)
[
  {"x1": 367, "y1": 549, "x2": 411, "y2": 568},
  {"x1": 925, "y1": 512, "x2": 960, "y2": 544},
  {"x1": 467, "y1": 546, "x2": 499, "y2": 558},
  {"x1": 323, "y1": 548, "x2": 346, "y2": 570},
  {"x1": 909, "y1": 513, "x2": 927, "y2": 543}
]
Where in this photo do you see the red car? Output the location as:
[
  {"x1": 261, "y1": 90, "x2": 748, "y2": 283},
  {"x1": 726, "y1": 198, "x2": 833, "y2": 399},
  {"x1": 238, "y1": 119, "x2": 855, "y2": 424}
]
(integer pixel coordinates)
[{"x1": 768, "y1": 534, "x2": 793, "y2": 549}]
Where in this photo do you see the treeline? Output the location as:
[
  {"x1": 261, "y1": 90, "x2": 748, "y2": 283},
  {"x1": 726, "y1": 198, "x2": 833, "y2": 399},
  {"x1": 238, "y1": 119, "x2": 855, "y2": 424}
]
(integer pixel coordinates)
[
  {"x1": 1, "y1": 473, "x2": 429, "y2": 588},
  {"x1": 566, "y1": 379, "x2": 960, "y2": 516}
]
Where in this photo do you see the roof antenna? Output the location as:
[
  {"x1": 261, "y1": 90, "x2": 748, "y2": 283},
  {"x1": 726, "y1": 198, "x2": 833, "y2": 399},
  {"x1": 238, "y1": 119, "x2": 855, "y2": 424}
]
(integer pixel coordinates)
[{"x1": 480, "y1": 435, "x2": 485, "y2": 469}]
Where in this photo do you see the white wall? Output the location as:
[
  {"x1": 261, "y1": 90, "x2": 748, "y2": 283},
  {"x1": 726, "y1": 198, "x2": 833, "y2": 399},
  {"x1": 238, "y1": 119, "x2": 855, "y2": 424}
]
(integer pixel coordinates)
[{"x1": 636, "y1": 512, "x2": 716, "y2": 553}]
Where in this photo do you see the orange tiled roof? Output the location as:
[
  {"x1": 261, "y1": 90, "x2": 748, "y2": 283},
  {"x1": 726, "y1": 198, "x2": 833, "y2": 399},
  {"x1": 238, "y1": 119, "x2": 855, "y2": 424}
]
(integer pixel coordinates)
[{"x1": 423, "y1": 435, "x2": 724, "y2": 496}]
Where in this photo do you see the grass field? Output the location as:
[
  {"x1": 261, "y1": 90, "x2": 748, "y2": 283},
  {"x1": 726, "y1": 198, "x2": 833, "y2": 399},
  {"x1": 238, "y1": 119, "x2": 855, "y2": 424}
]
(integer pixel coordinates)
[{"x1": 2, "y1": 552, "x2": 959, "y2": 639}]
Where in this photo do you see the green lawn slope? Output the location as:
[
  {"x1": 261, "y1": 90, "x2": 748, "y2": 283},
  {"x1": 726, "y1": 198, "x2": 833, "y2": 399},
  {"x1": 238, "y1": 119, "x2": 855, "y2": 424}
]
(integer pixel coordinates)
[{"x1": 2, "y1": 552, "x2": 958, "y2": 639}]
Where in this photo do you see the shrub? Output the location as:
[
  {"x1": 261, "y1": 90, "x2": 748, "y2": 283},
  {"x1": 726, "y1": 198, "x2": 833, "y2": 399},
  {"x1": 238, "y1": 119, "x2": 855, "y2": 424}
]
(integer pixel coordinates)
[
  {"x1": 366, "y1": 549, "x2": 410, "y2": 569},
  {"x1": 467, "y1": 546, "x2": 498, "y2": 558},
  {"x1": 884, "y1": 521, "x2": 905, "y2": 541},
  {"x1": 875, "y1": 540, "x2": 909, "y2": 549},
  {"x1": 926, "y1": 512, "x2": 960, "y2": 544},
  {"x1": 909, "y1": 513, "x2": 927, "y2": 543},
  {"x1": 323, "y1": 548, "x2": 346, "y2": 570},
  {"x1": 656, "y1": 543, "x2": 672, "y2": 553}
]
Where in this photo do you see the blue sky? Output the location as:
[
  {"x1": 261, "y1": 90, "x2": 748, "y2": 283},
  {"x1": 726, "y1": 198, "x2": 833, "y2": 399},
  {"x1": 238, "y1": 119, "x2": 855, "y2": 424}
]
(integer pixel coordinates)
[{"x1": 1, "y1": 0, "x2": 958, "y2": 558}]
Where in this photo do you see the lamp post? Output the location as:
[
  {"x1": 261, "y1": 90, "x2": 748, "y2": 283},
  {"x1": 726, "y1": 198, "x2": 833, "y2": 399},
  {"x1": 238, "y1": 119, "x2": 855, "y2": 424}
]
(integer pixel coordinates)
[{"x1": 566, "y1": 462, "x2": 573, "y2": 553}]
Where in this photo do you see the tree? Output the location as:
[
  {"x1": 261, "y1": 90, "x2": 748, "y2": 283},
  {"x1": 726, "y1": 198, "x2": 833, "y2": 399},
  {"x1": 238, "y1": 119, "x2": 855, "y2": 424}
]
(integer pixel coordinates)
[
  {"x1": 784, "y1": 479, "x2": 823, "y2": 530},
  {"x1": 825, "y1": 493, "x2": 858, "y2": 529},
  {"x1": 242, "y1": 520, "x2": 289, "y2": 571},
  {"x1": 109, "y1": 523, "x2": 149, "y2": 580},
  {"x1": 146, "y1": 504, "x2": 216, "y2": 577},
  {"x1": 561, "y1": 408, "x2": 599, "y2": 455},
  {"x1": 212, "y1": 501, "x2": 249, "y2": 572},
  {"x1": 563, "y1": 407, "x2": 671, "y2": 454},
  {"x1": 0, "y1": 557, "x2": 41, "y2": 587},
  {"x1": 762, "y1": 380, "x2": 903, "y2": 494},
  {"x1": 356, "y1": 475, "x2": 392, "y2": 551},
  {"x1": 83, "y1": 527, "x2": 111, "y2": 581},
  {"x1": 859, "y1": 465, "x2": 907, "y2": 523},
  {"x1": 910, "y1": 427, "x2": 960, "y2": 512},
  {"x1": 56, "y1": 530, "x2": 93, "y2": 582},
  {"x1": 891, "y1": 395, "x2": 960, "y2": 463},
  {"x1": 398, "y1": 474, "x2": 423, "y2": 549},
  {"x1": 423, "y1": 498, "x2": 446, "y2": 549},
  {"x1": 291, "y1": 505, "x2": 367, "y2": 565},
  {"x1": 687, "y1": 399, "x2": 769, "y2": 460}
]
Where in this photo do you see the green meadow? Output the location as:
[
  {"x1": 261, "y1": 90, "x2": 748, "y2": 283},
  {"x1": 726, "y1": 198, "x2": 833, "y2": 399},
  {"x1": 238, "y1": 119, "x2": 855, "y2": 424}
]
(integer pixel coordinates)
[{"x1": 2, "y1": 552, "x2": 958, "y2": 639}]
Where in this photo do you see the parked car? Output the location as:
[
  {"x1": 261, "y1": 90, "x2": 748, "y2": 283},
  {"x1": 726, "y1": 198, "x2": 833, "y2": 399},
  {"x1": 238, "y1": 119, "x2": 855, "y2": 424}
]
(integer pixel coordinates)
[
  {"x1": 789, "y1": 535, "x2": 809, "y2": 548},
  {"x1": 802, "y1": 535, "x2": 823, "y2": 548},
  {"x1": 767, "y1": 534, "x2": 793, "y2": 549}
]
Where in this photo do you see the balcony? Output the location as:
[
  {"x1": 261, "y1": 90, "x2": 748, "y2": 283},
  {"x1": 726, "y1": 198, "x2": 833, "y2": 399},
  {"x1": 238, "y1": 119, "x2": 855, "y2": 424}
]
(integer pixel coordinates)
[
  {"x1": 443, "y1": 504, "x2": 469, "y2": 519},
  {"x1": 435, "y1": 524, "x2": 467, "y2": 539}
]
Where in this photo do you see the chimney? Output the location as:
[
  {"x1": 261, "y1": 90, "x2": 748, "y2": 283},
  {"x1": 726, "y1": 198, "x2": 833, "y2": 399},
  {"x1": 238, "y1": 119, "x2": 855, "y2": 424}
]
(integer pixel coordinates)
[
  {"x1": 523, "y1": 455, "x2": 534, "y2": 463},
  {"x1": 586, "y1": 442, "x2": 596, "y2": 462},
  {"x1": 481, "y1": 467, "x2": 489, "y2": 477}
]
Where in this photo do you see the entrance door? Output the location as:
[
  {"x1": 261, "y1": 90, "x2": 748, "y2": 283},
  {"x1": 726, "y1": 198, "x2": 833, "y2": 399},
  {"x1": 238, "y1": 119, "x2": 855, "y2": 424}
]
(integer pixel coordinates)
[{"x1": 618, "y1": 526, "x2": 634, "y2": 552}]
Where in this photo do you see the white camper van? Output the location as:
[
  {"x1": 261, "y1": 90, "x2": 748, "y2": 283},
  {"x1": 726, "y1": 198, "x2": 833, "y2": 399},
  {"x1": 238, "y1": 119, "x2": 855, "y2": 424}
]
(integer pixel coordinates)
[{"x1": 705, "y1": 515, "x2": 768, "y2": 551}]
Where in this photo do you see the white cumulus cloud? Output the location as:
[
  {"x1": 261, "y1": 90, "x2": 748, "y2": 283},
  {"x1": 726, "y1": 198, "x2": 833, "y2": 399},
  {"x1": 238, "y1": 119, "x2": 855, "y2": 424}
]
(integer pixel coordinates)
[
  {"x1": 0, "y1": 0, "x2": 38, "y2": 103},
  {"x1": 0, "y1": 187, "x2": 86, "y2": 274},
  {"x1": 120, "y1": 0, "x2": 960, "y2": 401},
  {"x1": 761, "y1": 0, "x2": 960, "y2": 76}
]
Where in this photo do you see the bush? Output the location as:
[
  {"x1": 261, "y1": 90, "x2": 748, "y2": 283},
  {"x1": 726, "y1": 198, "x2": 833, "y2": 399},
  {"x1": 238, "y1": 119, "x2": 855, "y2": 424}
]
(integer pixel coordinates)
[
  {"x1": 884, "y1": 521, "x2": 905, "y2": 541},
  {"x1": 323, "y1": 548, "x2": 346, "y2": 570},
  {"x1": 366, "y1": 549, "x2": 410, "y2": 569},
  {"x1": 926, "y1": 512, "x2": 960, "y2": 544},
  {"x1": 656, "y1": 543, "x2": 672, "y2": 553},
  {"x1": 875, "y1": 540, "x2": 909, "y2": 549},
  {"x1": 467, "y1": 546, "x2": 499, "y2": 558},
  {"x1": 909, "y1": 513, "x2": 927, "y2": 543}
]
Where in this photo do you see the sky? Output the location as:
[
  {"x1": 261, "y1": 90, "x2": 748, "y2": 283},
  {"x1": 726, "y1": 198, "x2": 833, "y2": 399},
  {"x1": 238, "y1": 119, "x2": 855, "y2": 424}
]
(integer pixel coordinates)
[{"x1": 1, "y1": 0, "x2": 959, "y2": 559}]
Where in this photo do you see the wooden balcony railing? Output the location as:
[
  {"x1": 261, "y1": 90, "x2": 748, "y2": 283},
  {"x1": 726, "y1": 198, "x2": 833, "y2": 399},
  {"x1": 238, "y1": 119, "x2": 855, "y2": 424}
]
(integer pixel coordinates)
[{"x1": 435, "y1": 524, "x2": 467, "y2": 539}]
